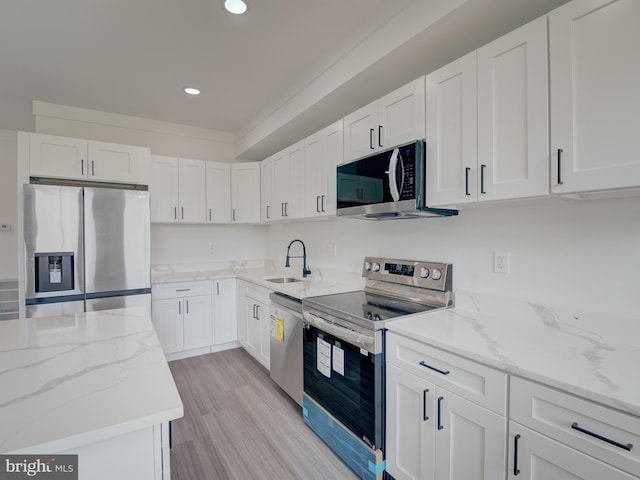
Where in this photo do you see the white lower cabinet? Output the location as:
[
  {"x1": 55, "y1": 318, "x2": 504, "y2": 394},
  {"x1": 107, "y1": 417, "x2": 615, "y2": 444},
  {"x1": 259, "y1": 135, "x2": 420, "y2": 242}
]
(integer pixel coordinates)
[
  {"x1": 237, "y1": 280, "x2": 271, "y2": 369},
  {"x1": 508, "y1": 423, "x2": 636, "y2": 480},
  {"x1": 386, "y1": 336, "x2": 507, "y2": 480},
  {"x1": 152, "y1": 279, "x2": 237, "y2": 360}
]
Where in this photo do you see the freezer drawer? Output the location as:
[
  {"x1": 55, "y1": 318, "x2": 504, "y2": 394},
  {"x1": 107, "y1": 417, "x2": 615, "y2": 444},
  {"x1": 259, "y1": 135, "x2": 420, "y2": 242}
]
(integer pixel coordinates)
[{"x1": 85, "y1": 293, "x2": 151, "y2": 313}]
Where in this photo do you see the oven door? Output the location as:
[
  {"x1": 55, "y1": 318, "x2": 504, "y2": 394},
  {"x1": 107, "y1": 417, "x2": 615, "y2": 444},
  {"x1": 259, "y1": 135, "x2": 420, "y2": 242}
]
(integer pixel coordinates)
[{"x1": 303, "y1": 322, "x2": 384, "y2": 451}]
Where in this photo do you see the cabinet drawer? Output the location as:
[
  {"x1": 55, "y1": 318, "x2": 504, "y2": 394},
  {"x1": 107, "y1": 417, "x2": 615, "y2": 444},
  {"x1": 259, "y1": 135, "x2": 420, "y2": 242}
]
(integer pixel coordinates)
[
  {"x1": 242, "y1": 281, "x2": 273, "y2": 304},
  {"x1": 511, "y1": 376, "x2": 640, "y2": 477},
  {"x1": 152, "y1": 281, "x2": 212, "y2": 300},
  {"x1": 386, "y1": 332, "x2": 507, "y2": 415}
]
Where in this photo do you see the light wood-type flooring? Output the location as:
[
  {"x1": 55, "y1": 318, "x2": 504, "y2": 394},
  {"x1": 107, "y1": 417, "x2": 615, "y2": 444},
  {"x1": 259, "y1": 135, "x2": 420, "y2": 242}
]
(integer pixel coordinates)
[{"x1": 168, "y1": 348, "x2": 360, "y2": 480}]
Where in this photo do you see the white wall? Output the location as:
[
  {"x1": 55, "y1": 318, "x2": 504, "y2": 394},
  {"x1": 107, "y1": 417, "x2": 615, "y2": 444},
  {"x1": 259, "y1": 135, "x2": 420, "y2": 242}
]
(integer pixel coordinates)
[
  {"x1": 265, "y1": 195, "x2": 640, "y2": 318},
  {"x1": 151, "y1": 224, "x2": 266, "y2": 268},
  {"x1": 0, "y1": 130, "x2": 18, "y2": 280}
]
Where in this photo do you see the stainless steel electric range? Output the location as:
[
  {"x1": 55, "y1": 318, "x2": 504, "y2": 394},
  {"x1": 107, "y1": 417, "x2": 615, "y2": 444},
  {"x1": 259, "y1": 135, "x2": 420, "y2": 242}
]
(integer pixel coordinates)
[{"x1": 301, "y1": 257, "x2": 453, "y2": 480}]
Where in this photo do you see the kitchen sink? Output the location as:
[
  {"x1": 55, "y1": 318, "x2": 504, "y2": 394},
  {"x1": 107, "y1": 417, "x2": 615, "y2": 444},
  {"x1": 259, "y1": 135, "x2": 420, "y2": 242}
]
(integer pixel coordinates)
[{"x1": 265, "y1": 277, "x2": 302, "y2": 284}]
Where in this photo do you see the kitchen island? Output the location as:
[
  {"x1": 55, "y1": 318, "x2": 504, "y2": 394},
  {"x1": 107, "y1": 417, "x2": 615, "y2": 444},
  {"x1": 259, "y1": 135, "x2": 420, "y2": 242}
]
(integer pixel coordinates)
[{"x1": 0, "y1": 307, "x2": 183, "y2": 479}]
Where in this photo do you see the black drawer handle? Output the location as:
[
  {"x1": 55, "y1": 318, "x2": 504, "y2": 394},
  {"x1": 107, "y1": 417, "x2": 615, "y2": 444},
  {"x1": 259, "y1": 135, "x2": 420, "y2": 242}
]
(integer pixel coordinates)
[
  {"x1": 557, "y1": 148, "x2": 564, "y2": 185},
  {"x1": 419, "y1": 361, "x2": 450, "y2": 376},
  {"x1": 480, "y1": 164, "x2": 486, "y2": 194},
  {"x1": 465, "y1": 167, "x2": 471, "y2": 196},
  {"x1": 423, "y1": 389, "x2": 429, "y2": 421},
  {"x1": 369, "y1": 128, "x2": 375, "y2": 150},
  {"x1": 571, "y1": 422, "x2": 633, "y2": 451},
  {"x1": 513, "y1": 434, "x2": 521, "y2": 476},
  {"x1": 437, "y1": 396, "x2": 444, "y2": 430}
]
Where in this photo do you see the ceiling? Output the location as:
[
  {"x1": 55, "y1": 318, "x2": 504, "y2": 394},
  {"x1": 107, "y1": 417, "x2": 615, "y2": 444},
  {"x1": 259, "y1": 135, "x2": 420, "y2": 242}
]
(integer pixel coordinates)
[{"x1": 0, "y1": 0, "x2": 570, "y2": 160}]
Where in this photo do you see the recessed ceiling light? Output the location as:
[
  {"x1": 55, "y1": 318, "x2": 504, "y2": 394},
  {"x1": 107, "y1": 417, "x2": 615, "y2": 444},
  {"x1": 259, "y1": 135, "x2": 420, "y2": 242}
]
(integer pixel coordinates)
[
  {"x1": 184, "y1": 87, "x2": 201, "y2": 95},
  {"x1": 224, "y1": 0, "x2": 247, "y2": 14}
]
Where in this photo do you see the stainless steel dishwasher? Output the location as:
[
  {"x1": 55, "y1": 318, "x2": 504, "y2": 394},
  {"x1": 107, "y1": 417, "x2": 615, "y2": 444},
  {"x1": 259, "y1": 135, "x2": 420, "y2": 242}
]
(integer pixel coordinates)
[{"x1": 269, "y1": 292, "x2": 303, "y2": 406}]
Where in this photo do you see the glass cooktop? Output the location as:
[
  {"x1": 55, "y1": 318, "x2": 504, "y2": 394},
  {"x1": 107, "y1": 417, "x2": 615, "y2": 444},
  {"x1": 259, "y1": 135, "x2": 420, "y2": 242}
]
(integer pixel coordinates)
[{"x1": 303, "y1": 290, "x2": 439, "y2": 325}]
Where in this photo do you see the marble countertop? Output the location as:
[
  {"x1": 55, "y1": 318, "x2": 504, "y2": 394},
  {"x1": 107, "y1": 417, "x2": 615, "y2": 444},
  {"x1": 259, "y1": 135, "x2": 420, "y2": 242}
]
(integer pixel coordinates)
[
  {"x1": 151, "y1": 263, "x2": 365, "y2": 300},
  {"x1": 386, "y1": 292, "x2": 640, "y2": 417},
  {"x1": 0, "y1": 307, "x2": 184, "y2": 453}
]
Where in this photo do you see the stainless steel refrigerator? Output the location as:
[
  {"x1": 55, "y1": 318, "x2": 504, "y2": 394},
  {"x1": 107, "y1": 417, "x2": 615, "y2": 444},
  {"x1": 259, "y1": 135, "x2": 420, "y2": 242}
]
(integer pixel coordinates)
[{"x1": 23, "y1": 184, "x2": 151, "y2": 318}]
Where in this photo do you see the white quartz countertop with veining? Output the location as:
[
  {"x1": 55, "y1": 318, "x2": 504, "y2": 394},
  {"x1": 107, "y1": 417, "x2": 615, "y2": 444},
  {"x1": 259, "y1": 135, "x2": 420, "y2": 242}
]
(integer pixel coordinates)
[
  {"x1": 386, "y1": 292, "x2": 640, "y2": 417},
  {"x1": 151, "y1": 262, "x2": 365, "y2": 299},
  {"x1": 0, "y1": 307, "x2": 184, "y2": 453}
]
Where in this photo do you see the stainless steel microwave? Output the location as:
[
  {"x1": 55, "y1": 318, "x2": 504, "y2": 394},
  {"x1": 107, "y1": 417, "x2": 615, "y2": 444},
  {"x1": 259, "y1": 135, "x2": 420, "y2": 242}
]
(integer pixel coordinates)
[{"x1": 336, "y1": 140, "x2": 458, "y2": 219}]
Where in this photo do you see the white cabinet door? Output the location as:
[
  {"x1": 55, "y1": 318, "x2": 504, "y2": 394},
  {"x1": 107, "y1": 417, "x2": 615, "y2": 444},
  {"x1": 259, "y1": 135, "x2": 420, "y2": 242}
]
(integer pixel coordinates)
[
  {"x1": 378, "y1": 77, "x2": 425, "y2": 151},
  {"x1": 272, "y1": 151, "x2": 288, "y2": 220},
  {"x1": 236, "y1": 283, "x2": 248, "y2": 348},
  {"x1": 435, "y1": 390, "x2": 507, "y2": 480},
  {"x1": 245, "y1": 300, "x2": 261, "y2": 359},
  {"x1": 287, "y1": 141, "x2": 305, "y2": 219},
  {"x1": 213, "y1": 279, "x2": 237, "y2": 345},
  {"x1": 257, "y1": 300, "x2": 270, "y2": 369},
  {"x1": 88, "y1": 141, "x2": 145, "y2": 184},
  {"x1": 386, "y1": 364, "x2": 436, "y2": 480},
  {"x1": 231, "y1": 162, "x2": 261, "y2": 223},
  {"x1": 426, "y1": 52, "x2": 478, "y2": 207},
  {"x1": 550, "y1": 0, "x2": 640, "y2": 194},
  {"x1": 477, "y1": 16, "x2": 549, "y2": 201},
  {"x1": 150, "y1": 155, "x2": 179, "y2": 223},
  {"x1": 305, "y1": 120, "x2": 343, "y2": 217},
  {"x1": 151, "y1": 298, "x2": 183, "y2": 354},
  {"x1": 508, "y1": 423, "x2": 636, "y2": 480},
  {"x1": 182, "y1": 294, "x2": 212, "y2": 351},
  {"x1": 29, "y1": 133, "x2": 87, "y2": 180},
  {"x1": 260, "y1": 157, "x2": 274, "y2": 222},
  {"x1": 205, "y1": 161, "x2": 231, "y2": 223},
  {"x1": 177, "y1": 159, "x2": 206, "y2": 223},
  {"x1": 343, "y1": 101, "x2": 378, "y2": 163}
]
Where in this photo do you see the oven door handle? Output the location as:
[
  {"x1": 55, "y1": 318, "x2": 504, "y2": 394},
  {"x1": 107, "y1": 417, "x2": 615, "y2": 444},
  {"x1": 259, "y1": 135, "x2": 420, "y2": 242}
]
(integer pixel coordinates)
[{"x1": 303, "y1": 311, "x2": 374, "y2": 346}]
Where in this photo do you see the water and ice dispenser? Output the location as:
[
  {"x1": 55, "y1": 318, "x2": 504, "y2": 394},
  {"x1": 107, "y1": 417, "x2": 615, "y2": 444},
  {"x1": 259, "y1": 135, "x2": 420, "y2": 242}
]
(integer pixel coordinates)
[{"x1": 34, "y1": 252, "x2": 74, "y2": 293}]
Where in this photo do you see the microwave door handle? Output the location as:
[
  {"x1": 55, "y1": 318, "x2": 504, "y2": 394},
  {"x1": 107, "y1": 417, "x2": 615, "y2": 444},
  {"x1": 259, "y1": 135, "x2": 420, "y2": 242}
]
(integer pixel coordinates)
[{"x1": 386, "y1": 148, "x2": 401, "y2": 201}]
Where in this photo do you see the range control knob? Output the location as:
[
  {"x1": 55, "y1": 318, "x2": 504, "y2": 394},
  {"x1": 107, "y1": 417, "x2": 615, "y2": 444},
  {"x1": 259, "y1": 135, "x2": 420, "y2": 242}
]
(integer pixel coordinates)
[
  {"x1": 419, "y1": 267, "x2": 430, "y2": 278},
  {"x1": 364, "y1": 261, "x2": 372, "y2": 271},
  {"x1": 372, "y1": 262, "x2": 381, "y2": 272},
  {"x1": 431, "y1": 269, "x2": 442, "y2": 280}
]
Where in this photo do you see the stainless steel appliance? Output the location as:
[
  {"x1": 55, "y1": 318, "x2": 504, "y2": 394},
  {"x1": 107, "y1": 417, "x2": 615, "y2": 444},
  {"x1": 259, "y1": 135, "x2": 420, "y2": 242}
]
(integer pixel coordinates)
[
  {"x1": 301, "y1": 257, "x2": 453, "y2": 479},
  {"x1": 23, "y1": 184, "x2": 151, "y2": 318},
  {"x1": 336, "y1": 140, "x2": 458, "y2": 219},
  {"x1": 269, "y1": 292, "x2": 303, "y2": 406}
]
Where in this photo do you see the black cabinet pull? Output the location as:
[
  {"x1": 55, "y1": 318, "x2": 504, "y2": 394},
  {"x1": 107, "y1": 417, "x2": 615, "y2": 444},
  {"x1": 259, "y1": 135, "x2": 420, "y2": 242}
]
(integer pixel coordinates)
[
  {"x1": 175, "y1": 288, "x2": 191, "y2": 292},
  {"x1": 174, "y1": 206, "x2": 177, "y2": 220},
  {"x1": 232, "y1": 209, "x2": 236, "y2": 221},
  {"x1": 186, "y1": 300, "x2": 189, "y2": 314},
  {"x1": 181, "y1": 207, "x2": 184, "y2": 220},
  {"x1": 216, "y1": 283, "x2": 220, "y2": 295},
  {"x1": 513, "y1": 434, "x2": 521, "y2": 476},
  {"x1": 178, "y1": 300, "x2": 181, "y2": 315},
  {"x1": 81, "y1": 159, "x2": 84, "y2": 175},
  {"x1": 437, "y1": 396, "x2": 444, "y2": 430},
  {"x1": 557, "y1": 148, "x2": 564, "y2": 185},
  {"x1": 571, "y1": 422, "x2": 633, "y2": 451},
  {"x1": 369, "y1": 128, "x2": 375, "y2": 150},
  {"x1": 480, "y1": 164, "x2": 486, "y2": 194},
  {"x1": 423, "y1": 389, "x2": 429, "y2": 421},
  {"x1": 209, "y1": 208, "x2": 212, "y2": 221},
  {"x1": 378, "y1": 125, "x2": 383, "y2": 147},
  {"x1": 92, "y1": 160, "x2": 95, "y2": 176},
  {"x1": 316, "y1": 195, "x2": 321, "y2": 213},
  {"x1": 465, "y1": 167, "x2": 471, "y2": 196},
  {"x1": 419, "y1": 360, "x2": 450, "y2": 376},
  {"x1": 321, "y1": 195, "x2": 325, "y2": 212},
  {"x1": 266, "y1": 205, "x2": 270, "y2": 219}
]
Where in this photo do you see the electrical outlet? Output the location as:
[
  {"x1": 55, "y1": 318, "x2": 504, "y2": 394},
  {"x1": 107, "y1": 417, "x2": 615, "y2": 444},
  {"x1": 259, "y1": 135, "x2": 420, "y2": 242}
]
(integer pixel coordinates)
[
  {"x1": 494, "y1": 251, "x2": 510, "y2": 274},
  {"x1": 326, "y1": 243, "x2": 336, "y2": 257}
]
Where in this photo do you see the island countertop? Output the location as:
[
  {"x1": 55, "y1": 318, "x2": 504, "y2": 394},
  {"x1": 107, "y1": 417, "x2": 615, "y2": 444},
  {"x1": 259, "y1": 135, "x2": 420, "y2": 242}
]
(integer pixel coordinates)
[{"x1": 0, "y1": 307, "x2": 183, "y2": 454}]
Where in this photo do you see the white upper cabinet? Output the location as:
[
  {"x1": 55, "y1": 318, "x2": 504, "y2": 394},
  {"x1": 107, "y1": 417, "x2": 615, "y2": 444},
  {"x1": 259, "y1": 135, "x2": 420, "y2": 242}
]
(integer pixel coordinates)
[
  {"x1": 477, "y1": 16, "x2": 549, "y2": 201},
  {"x1": 344, "y1": 77, "x2": 425, "y2": 162},
  {"x1": 427, "y1": 17, "x2": 549, "y2": 206},
  {"x1": 150, "y1": 155, "x2": 206, "y2": 223},
  {"x1": 426, "y1": 52, "x2": 478, "y2": 207},
  {"x1": 272, "y1": 141, "x2": 305, "y2": 220},
  {"x1": 29, "y1": 133, "x2": 148, "y2": 184},
  {"x1": 549, "y1": 0, "x2": 640, "y2": 194},
  {"x1": 231, "y1": 162, "x2": 261, "y2": 223},
  {"x1": 260, "y1": 157, "x2": 274, "y2": 222},
  {"x1": 205, "y1": 161, "x2": 231, "y2": 223},
  {"x1": 304, "y1": 119, "x2": 343, "y2": 218}
]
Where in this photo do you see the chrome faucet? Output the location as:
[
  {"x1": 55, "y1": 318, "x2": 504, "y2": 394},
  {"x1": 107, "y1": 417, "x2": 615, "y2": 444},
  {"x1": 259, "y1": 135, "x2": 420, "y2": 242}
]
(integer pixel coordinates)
[{"x1": 285, "y1": 239, "x2": 311, "y2": 278}]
